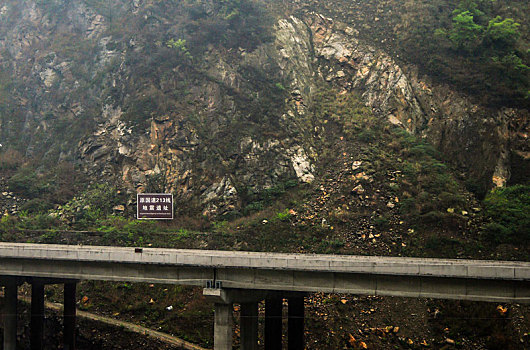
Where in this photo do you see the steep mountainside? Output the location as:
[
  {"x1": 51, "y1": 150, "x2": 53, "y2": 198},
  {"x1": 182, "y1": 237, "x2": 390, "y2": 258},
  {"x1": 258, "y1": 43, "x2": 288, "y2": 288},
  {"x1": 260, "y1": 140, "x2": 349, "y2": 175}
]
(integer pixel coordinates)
[
  {"x1": 0, "y1": 0, "x2": 527, "y2": 217},
  {"x1": 1, "y1": 2, "x2": 529, "y2": 349}
]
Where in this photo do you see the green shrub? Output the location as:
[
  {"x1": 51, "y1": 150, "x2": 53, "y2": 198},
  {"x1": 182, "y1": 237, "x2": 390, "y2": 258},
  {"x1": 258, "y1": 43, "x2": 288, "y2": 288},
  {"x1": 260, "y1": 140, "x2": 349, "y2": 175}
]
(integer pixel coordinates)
[
  {"x1": 20, "y1": 198, "x2": 53, "y2": 214},
  {"x1": 394, "y1": 127, "x2": 417, "y2": 147},
  {"x1": 448, "y1": 10, "x2": 483, "y2": 53},
  {"x1": 374, "y1": 215, "x2": 389, "y2": 229},
  {"x1": 220, "y1": 210, "x2": 243, "y2": 221},
  {"x1": 490, "y1": 53, "x2": 530, "y2": 80},
  {"x1": 166, "y1": 38, "x2": 192, "y2": 59},
  {"x1": 438, "y1": 191, "x2": 466, "y2": 209},
  {"x1": 482, "y1": 185, "x2": 530, "y2": 244},
  {"x1": 420, "y1": 160, "x2": 447, "y2": 175},
  {"x1": 392, "y1": 127, "x2": 468, "y2": 224},
  {"x1": 275, "y1": 209, "x2": 291, "y2": 221},
  {"x1": 83, "y1": 184, "x2": 121, "y2": 215},
  {"x1": 7, "y1": 167, "x2": 41, "y2": 197},
  {"x1": 318, "y1": 239, "x2": 345, "y2": 253},
  {"x1": 0, "y1": 148, "x2": 23, "y2": 170},
  {"x1": 399, "y1": 198, "x2": 417, "y2": 215},
  {"x1": 6, "y1": 162, "x2": 83, "y2": 209},
  {"x1": 485, "y1": 17, "x2": 521, "y2": 49},
  {"x1": 123, "y1": 219, "x2": 157, "y2": 235},
  {"x1": 425, "y1": 235, "x2": 462, "y2": 254},
  {"x1": 427, "y1": 173, "x2": 458, "y2": 195},
  {"x1": 358, "y1": 129, "x2": 376, "y2": 143},
  {"x1": 243, "y1": 201, "x2": 264, "y2": 213},
  {"x1": 403, "y1": 0, "x2": 528, "y2": 105},
  {"x1": 40, "y1": 230, "x2": 60, "y2": 243},
  {"x1": 420, "y1": 211, "x2": 465, "y2": 229},
  {"x1": 482, "y1": 222, "x2": 511, "y2": 244},
  {"x1": 402, "y1": 162, "x2": 419, "y2": 180},
  {"x1": 465, "y1": 177, "x2": 489, "y2": 199},
  {"x1": 55, "y1": 183, "x2": 123, "y2": 229},
  {"x1": 408, "y1": 144, "x2": 438, "y2": 158},
  {"x1": 274, "y1": 82, "x2": 286, "y2": 91},
  {"x1": 22, "y1": 213, "x2": 60, "y2": 230}
]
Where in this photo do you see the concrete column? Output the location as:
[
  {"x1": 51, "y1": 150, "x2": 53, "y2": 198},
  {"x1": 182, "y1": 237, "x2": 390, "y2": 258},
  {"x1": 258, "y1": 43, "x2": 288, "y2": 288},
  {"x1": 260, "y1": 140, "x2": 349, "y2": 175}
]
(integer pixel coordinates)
[
  {"x1": 30, "y1": 282, "x2": 45, "y2": 350},
  {"x1": 214, "y1": 302, "x2": 233, "y2": 350},
  {"x1": 2, "y1": 278, "x2": 18, "y2": 350},
  {"x1": 265, "y1": 298, "x2": 282, "y2": 350},
  {"x1": 63, "y1": 282, "x2": 77, "y2": 350},
  {"x1": 240, "y1": 302, "x2": 258, "y2": 350},
  {"x1": 288, "y1": 297, "x2": 304, "y2": 350}
]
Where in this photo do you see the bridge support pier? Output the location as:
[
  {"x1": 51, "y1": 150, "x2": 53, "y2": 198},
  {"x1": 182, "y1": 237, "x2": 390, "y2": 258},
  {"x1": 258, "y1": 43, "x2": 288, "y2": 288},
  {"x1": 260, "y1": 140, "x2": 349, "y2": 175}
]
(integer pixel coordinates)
[
  {"x1": 64, "y1": 282, "x2": 77, "y2": 350},
  {"x1": 240, "y1": 302, "x2": 258, "y2": 350},
  {"x1": 265, "y1": 297, "x2": 283, "y2": 350},
  {"x1": 288, "y1": 296, "x2": 304, "y2": 350},
  {"x1": 205, "y1": 289, "x2": 306, "y2": 350},
  {"x1": 2, "y1": 278, "x2": 18, "y2": 350},
  {"x1": 214, "y1": 302, "x2": 233, "y2": 350},
  {"x1": 30, "y1": 281, "x2": 45, "y2": 350}
]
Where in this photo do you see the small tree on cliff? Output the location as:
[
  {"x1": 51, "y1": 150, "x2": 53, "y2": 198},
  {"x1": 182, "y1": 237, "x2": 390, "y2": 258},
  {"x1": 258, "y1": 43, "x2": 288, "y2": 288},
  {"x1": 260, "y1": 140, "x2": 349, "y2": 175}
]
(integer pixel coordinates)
[{"x1": 448, "y1": 10, "x2": 484, "y2": 53}]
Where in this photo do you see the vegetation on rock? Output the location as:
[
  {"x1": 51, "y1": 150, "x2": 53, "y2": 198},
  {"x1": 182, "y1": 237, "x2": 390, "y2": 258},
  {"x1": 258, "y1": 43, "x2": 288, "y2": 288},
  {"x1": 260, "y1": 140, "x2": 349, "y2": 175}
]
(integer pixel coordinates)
[
  {"x1": 0, "y1": 1, "x2": 529, "y2": 349},
  {"x1": 483, "y1": 185, "x2": 530, "y2": 244},
  {"x1": 403, "y1": 0, "x2": 529, "y2": 106}
]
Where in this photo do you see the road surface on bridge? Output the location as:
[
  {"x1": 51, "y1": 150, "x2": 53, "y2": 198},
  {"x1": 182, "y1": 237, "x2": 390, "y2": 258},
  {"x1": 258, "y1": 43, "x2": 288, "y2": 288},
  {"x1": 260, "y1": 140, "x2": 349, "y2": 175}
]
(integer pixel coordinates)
[{"x1": 0, "y1": 242, "x2": 529, "y2": 303}]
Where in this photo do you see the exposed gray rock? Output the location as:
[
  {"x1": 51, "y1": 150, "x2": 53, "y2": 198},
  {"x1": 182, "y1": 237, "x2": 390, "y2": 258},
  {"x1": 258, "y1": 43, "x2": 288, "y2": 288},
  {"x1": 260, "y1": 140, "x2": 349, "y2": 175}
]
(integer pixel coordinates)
[{"x1": 1, "y1": 1, "x2": 527, "y2": 217}]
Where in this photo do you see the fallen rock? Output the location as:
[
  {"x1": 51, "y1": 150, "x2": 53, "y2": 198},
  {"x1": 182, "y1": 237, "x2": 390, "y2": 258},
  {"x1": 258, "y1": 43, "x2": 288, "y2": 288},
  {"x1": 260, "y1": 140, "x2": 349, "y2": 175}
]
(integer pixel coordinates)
[
  {"x1": 445, "y1": 338, "x2": 455, "y2": 345},
  {"x1": 352, "y1": 184, "x2": 365, "y2": 194},
  {"x1": 352, "y1": 160, "x2": 363, "y2": 171},
  {"x1": 113, "y1": 204, "x2": 125, "y2": 212}
]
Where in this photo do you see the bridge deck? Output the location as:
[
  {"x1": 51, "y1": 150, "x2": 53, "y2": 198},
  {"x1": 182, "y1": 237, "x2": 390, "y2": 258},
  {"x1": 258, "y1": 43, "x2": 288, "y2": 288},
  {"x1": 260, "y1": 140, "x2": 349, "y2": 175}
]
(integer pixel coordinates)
[
  {"x1": 0, "y1": 242, "x2": 528, "y2": 279},
  {"x1": 1, "y1": 243, "x2": 529, "y2": 303}
]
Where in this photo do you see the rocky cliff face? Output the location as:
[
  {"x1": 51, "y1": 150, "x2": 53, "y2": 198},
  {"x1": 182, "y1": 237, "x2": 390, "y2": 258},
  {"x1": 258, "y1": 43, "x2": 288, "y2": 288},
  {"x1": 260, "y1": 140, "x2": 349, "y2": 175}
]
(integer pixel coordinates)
[
  {"x1": 0, "y1": 0, "x2": 527, "y2": 215},
  {"x1": 302, "y1": 12, "x2": 528, "y2": 191}
]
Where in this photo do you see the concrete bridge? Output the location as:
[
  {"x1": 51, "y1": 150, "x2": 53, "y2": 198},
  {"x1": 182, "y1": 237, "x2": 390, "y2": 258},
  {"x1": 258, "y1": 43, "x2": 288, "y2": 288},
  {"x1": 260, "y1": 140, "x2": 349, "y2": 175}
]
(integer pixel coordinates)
[{"x1": 1, "y1": 243, "x2": 529, "y2": 350}]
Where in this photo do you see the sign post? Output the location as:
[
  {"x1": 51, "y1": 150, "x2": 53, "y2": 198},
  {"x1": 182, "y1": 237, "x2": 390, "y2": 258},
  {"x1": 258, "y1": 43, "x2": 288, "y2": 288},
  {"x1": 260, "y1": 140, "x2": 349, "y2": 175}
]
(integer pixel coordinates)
[{"x1": 137, "y1": 193, "x2": 173, "y2": 220}]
